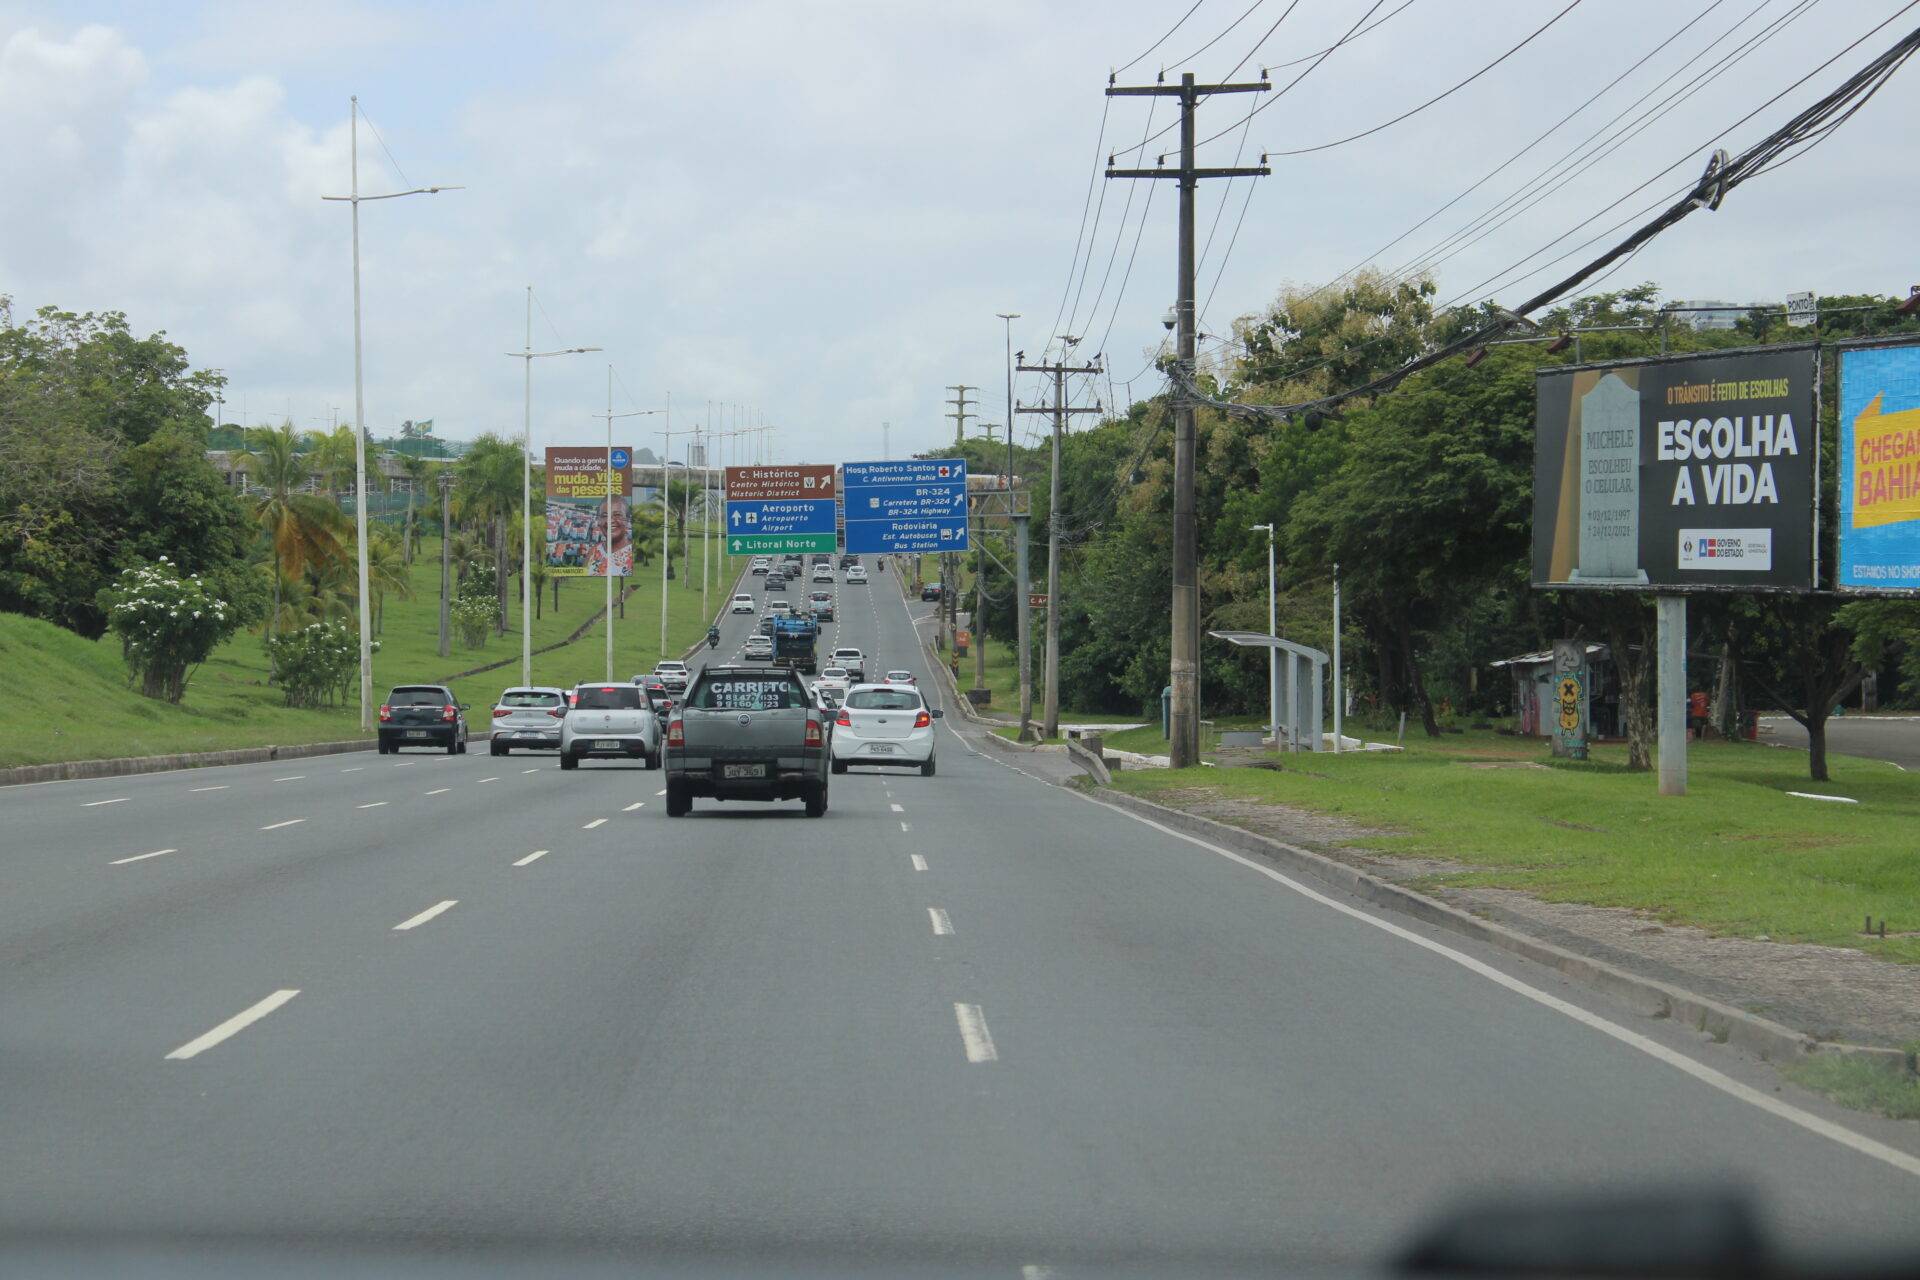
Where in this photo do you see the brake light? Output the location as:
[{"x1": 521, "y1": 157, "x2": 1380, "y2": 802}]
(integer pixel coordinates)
[
  {"x1": 804, "y1": 719, "x2": 823, "y2": 747},
  {"x1": 442, "y1": 704, "x2": 457, "y2": 722},
  {"x1": 914, "y1": 710, "x2": 931, "y2": 729},
  {"x1": 492, "y1": 707, "x2": 511, "y2": 718},
  {"x1": 379, "y1": 704, "x2": 392, "y2": 722},
  {"x1": 835, "y1": 709, "x2": 851, "y2": 727},
  {"x1": 548, "y1": 707, "x2": 565, "y2": 719},
  {"x1": 667, "y1": 719, "x2": 684, "y2": 746}
]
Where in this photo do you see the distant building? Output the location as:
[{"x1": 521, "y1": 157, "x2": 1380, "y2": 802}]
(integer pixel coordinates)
[{"x1": 1674, "y1": 300, "x2": 1758, "y2": 332}]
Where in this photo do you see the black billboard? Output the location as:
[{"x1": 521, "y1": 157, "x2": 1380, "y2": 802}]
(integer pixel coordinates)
[{"x1": 1531, "y1": 344, "x2": 1818, "y2": 592}]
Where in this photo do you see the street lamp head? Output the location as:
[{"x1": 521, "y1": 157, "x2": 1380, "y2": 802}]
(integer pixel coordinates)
[{"x1": 1250, "y1": 523, "x2": 1272, "y2": 533}]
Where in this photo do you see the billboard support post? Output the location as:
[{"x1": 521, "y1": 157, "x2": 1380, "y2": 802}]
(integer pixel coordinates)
[{"x1": 1657, "y1": 595, "x2": 1688, "y2": 796}]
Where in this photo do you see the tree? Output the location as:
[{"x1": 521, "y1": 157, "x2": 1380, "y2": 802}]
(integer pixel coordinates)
[
  {"x1": 102, "y1": 558, "x2": 242, "y2": 702},
  {"x1": 398, "y1": 453, "x2": 433, "y2": 563},
  {"x1": 365, "y1": 528, "x2": 412, "y2": 635},
  {"x1": 245, "y1": 422, "x2": 345, "y2": 648},
  {"x1": 455, "y1": 433, "x2": 523, "y2": 633}
]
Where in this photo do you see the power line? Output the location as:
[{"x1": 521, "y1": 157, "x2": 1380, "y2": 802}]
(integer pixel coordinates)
[
  {"x1": 1113, "y1": 0, "x2": 1208, "y2": 76},
  {"x1": 1263, "y1": 0, "x2": 1584, "y2": 157},
  {"x1": 1221, "y1": 0, "x2": 1302, "y2": 81},
  {"x1": 1262, "y1": 0, "x2": 1420, "y2": 70},
  {"x1": 1163, "y1": 0, "x2": 1267, "y2": 72}
]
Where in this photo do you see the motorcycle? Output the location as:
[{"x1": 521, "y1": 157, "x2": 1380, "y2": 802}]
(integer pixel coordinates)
[{"x1": 707, "y1": 627, "x2": 720, "y2": 650}]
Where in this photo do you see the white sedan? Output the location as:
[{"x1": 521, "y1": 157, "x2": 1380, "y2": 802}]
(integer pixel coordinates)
[
  {"x1": 846, "y1": 566, "x2": 869, "y2": 584},
  {"x1": 730, "y1": 593, "x2": 755, "y2": 614},
  {"x1": 830, "y1": 683, "x2": 942, "y2": 775}
]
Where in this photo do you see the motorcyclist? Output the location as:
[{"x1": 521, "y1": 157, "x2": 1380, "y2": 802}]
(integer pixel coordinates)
[{"x1": 707, "y1": 625, "x2": 720, "y2": 649}]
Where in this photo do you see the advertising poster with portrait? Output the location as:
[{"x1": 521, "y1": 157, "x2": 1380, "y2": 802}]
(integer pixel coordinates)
[{"x1": 545, "y1": 446, "x2": 633, "y2": 578}]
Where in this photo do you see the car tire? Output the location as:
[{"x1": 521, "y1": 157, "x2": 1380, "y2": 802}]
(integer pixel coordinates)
[
  {"x1": 804, "y1": 781, "x2": 828, "y2": 817},
  {"x1": 665, "y1": 781, "x2": 691, "y2": 817},
  {"x1": 921, "y1": 755, "x2": 936, "y2": 777},
  {"x1": 491, "y1": 741, "x2": 505, "y2": 757},
  {"x1": 830, "y1": 757, "x2": 847, "y2": 775},
  {"x1": 645, "y1": 745, "x2": 661, "y2": 771},
  {"x1": 376, "y1": 739, "x2": 389, "y2": 755},
  {"x1": 446, "y1": 737, "x2": 459, "y2": 756},
  {"x1": 559, "y1": 752, "x2": 578, "y2": 771}
]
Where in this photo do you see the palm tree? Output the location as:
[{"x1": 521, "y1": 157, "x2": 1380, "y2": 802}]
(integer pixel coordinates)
[
  {"x1": 365, "y1": 528, "x2": 413, "y2": 634},
  {"x1": 246, "y1": 422, "x2": 345, "y2": 647},
  {"x1": 310, "y1": 425, "x2": 358, "y2": 504},
  {"x1": 455, "y1": 433, "x2": 524, "y2": 634},
  {"x1": 398, "y1": 453, "x2": 433, "y2": 564}
]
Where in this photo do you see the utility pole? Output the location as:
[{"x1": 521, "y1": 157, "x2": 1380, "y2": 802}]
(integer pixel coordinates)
[
  {"x1": 436, "y1": 471, "x2": 453, "y2": 659},
  {"x1": 1014, "y1": 511, "x2": 1033, "y2": 736},
  {"x1": 1016, "y1": 346, "x2": 1103, "y2": 738},
  {"x1": 946, "y1": 384, "x2": 976, "y2": 448},
  {"x1": 1107, "y1": 70, "x2": 1269, "y2": 767},
  {"x1": 597, "y1": 370, "x2": 665, "y2": 680}
]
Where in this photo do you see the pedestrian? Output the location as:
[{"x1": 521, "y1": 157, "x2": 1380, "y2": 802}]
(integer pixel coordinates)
[{"x1": 1688, "y1": 688, "x2": 1709, "y2": 739}]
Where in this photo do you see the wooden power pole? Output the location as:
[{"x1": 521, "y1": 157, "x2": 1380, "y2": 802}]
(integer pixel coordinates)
[
  {"x1": 1016, "y1": 349, "x2": 1103, "y2": 738},
  {"x1": 1106, "y1": 70, "x2": 1269, "y2": 767}
]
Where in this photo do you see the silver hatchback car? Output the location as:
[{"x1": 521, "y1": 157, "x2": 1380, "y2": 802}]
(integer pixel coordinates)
[{"x1": 488, "y1": 686, "x2": 568, "y2": 755}]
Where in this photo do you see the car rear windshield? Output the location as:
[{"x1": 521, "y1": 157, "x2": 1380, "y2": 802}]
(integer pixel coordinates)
[
  {"x1": 689, "y1": 676, "x2": 805, "y2": 710},
  {"x1": 574, "y1": 686, "x2": 645, "y2": 710},
  {"x1": 499, "y1": 690, "x2": 562, "y2": 708},
  {"x1": 388, "y1": 687, "x2": 448, "y2": 705},
  {"x1": 848, "y1": 689, "x2": 923, "y2": 711}
]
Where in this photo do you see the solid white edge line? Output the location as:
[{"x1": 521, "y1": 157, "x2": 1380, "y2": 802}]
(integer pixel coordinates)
[
  {"x1": 954, "y1": 1002, "x2": 997, "y2": 1063},
  {"x1": 259, "y1": 818, "x2": 305, "y2": 831},
  {"x1": 513, "y1": 849, "x2": 548, "y2": 866},
  {"x1": 928, "y1": 907, "x2": 954, "y2": 936},
  {"x1": 110, "y1": 848, "x2": 177, "y2": 865},
  {"x1": 165, "y1": 989, "x2": 300, "y2": 1060},
  {"x1": 393, "y1": 899, "x2": 458, "y2": 931},
  {"x1": 1071, "y1": 784, "x2": 1920, "y2": 1180},
  {"x1": 583, "y1": 817, "x2": 608, "y2": 829},
  {"x1": 82, "y1": 797, "x2": 129, "y2": 807},
  {"x1": 911, "y1": 853, "x2": 928, "y2": 871}
]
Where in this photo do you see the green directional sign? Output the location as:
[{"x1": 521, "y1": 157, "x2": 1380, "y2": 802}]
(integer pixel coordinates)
[{"x1": 728, "y1": 532, "x2": 837, "y2": 555}]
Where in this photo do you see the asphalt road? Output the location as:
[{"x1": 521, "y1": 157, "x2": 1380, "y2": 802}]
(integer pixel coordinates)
[
  {"x1": 1761, "y1": 713, "x2": 1920, "y2": 769},
  {"x1": 5, "y1": 563, "x2": 1920, "y2": 1274}
]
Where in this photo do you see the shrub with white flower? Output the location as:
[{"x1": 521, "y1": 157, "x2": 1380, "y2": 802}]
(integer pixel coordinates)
[
  {"x1": 104, "y1": 558, "x2": 242, "y2": 703},
  {"x1": 264, "y1": 620, "x2": 378, "y2": 709},
  {"x1": 452, "y1": 588, "x2": 495, "y2": 650}
]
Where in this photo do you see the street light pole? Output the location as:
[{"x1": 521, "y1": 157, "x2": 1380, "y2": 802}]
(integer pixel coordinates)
[
  {"x1": 595, "y1": 372, "x2": 666, "y2": 681},
  {"x1": 320, "y1": 95, "x2": 461, "y2": 731},
  {"x1": 504, "y1": 290, "x2": 598, "y2": 687},
  {"x1": 658, "y1": 413, "x2": 699, "y2": 661}
]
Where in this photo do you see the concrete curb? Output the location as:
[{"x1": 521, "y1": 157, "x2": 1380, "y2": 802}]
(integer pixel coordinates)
[
  {"x1": 1087, "y1": 785, "x2": 1915, "y2": 1076},
  {"x1": 0, "y1": 736, "x2": 378, "y2": 787}
]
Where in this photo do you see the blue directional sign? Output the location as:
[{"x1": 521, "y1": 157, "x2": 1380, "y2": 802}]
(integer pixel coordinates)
[{"x1": 842, "y1": 458, "x2": 970, "y2": 554}]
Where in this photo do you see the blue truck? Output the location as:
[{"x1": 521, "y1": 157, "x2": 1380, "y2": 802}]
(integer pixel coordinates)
[{"x1": 770, "y1": 614, "x2": 819, "y2": 675}]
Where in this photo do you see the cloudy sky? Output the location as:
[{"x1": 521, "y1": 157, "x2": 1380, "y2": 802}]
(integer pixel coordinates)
[{"x1": 3, "y1": 0, "x2": 1916, "y2": 465}]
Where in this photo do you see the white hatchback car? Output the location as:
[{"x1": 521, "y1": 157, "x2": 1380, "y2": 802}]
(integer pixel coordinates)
[
  {"x1": 559, "y1": 682, "x2": 663, "y2": 770},
  {"x1": 731, "y1": 592, "x2": 755, "y2": 614},
  {"x1": 830, "y1": 683, "x2": 941, "y2": 775},
  {"x1": 846, "y1": 565, "x2": 868, "y2": 584},
  {"x1": 489, "y1": 686, "x2": 568, "y2": 755}
]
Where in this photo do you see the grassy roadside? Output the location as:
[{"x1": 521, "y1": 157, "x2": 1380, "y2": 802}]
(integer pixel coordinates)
[
  {"x1": 1106, "y1": 728, "x2": 1920, "y2": 965},
  {"x1": 1, "y1": 534, "x2": 736, "y2": 769}
]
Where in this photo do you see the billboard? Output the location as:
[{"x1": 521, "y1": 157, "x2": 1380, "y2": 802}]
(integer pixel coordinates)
[
  {"x1": 1531, "y1": 344, "x2": 1817, "y2": 592},
  {"x1": 544, "y1": 445, "x2": 632, "y2": 578},
  {"x1": 1837, "y1": 339, "x2": 1920, "y2": 593}
]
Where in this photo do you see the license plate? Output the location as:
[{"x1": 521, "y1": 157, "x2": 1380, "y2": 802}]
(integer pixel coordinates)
[
  {"x1": 595, "y1": 739, "x2": 622, "y2": 749},
  {"x1": 405, "y1": 730, "x2": 429, "y2": 739},
  {"x1": 869, "y1": 743, "x2": 897, "y2": 754},
  {"x1": 721, "y1": 763, "x2": 766, "y2": 779},
  {"x1": 517, "y1": 731, "x2": 544, "y2": 739}
]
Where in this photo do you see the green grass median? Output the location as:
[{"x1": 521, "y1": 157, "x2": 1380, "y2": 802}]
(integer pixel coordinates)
[{"x1": 1106, "y1": 728, "x2": 1920, "y2": 965}]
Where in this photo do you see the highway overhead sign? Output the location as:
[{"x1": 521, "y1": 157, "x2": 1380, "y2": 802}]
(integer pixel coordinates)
[
  {"x1": 841, "y1": 458, "x2": 970, "y2": 554},
  {"x1": 725, "y1": 465, "x2": 838, "y2": 555}
]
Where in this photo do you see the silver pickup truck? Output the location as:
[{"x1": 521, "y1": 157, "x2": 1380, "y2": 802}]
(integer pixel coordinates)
[{"x1": 664, "y1": 665, "x2": 829, "y2": 817}]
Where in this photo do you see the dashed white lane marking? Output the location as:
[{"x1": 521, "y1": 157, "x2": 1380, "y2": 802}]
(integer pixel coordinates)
[
  {"x1": 424, "y1": 788, "x2": 451, "y2": 796},
  {"x1": 911, "y1": 854, "x2": 928, "y2": 871},
  {"x1": 393, "y1": 899, "x2": 458, "y2": 931},
  {"x1": 928, "y1": 907, "x2": 954, "y2": 936},
  {"x1": 624, "y1": 802, "x2": 645, "y2": 811},
  {"x1": 953, "y1": 1003, "x2": 997, "y2": 1063},
  {"x1": 1022, "y1": 1267, "x2": 1056, "y2": 1280},
  {"x1": 477, "y1": 776, "x2": 499, "y2": 783},
  {"x1": 259, "y1": 818, "x2": 305, "y2": 831},
  {"x1": 1082, "y1": 791, "x2": 1920, "y2": 1181},
  {"x1": 272, "y1": 775, "x2": 305, "y2": 782},
  {"x1": 189, "y1": 785, "x2": 228, "y2": 792},
  {"x1": 83, "y1": 797, "x2": 128, "y2": 807},
  {"x1": 513, "y1": 849, "x2": 548, "y2": 867},
  {"x1": 583, "y1": 817, "x2": 608, "y2": 829},
  {"x1": 110, "y1": 848, "x2": 177, "y2": 866},
  {"x1": 165, "y1": 989, "x2": 299, "y2": 1060},
  {"x1": 523, "y1": 768, "x2": 540, "y2": 775},
  {"x1": 340, "y1": 767, "x2": 364, "y2": 773},
  {"x1": 889, "y1": 803, "x2": 904, "y2": 813},
  {"x1": 656, "y1": 789, "x2": 667, "y2": 796},
  {"x1": 394, "y1": 761, "x2": 416, "y2": 767},
  {"x1": 900, "y1": 821, "x2": 912, "y2": 833},
  {"x1": 357, "y1": 801, "x2": 388, "y2": 809}
]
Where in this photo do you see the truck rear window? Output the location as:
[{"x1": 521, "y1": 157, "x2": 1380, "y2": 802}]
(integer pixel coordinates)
[
  {"x1": 574, "y1": 686, "x2": 644, "y2": 710},
  {"x1": 689, "y1": 677, "x2": 804, "y2": 710}
]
